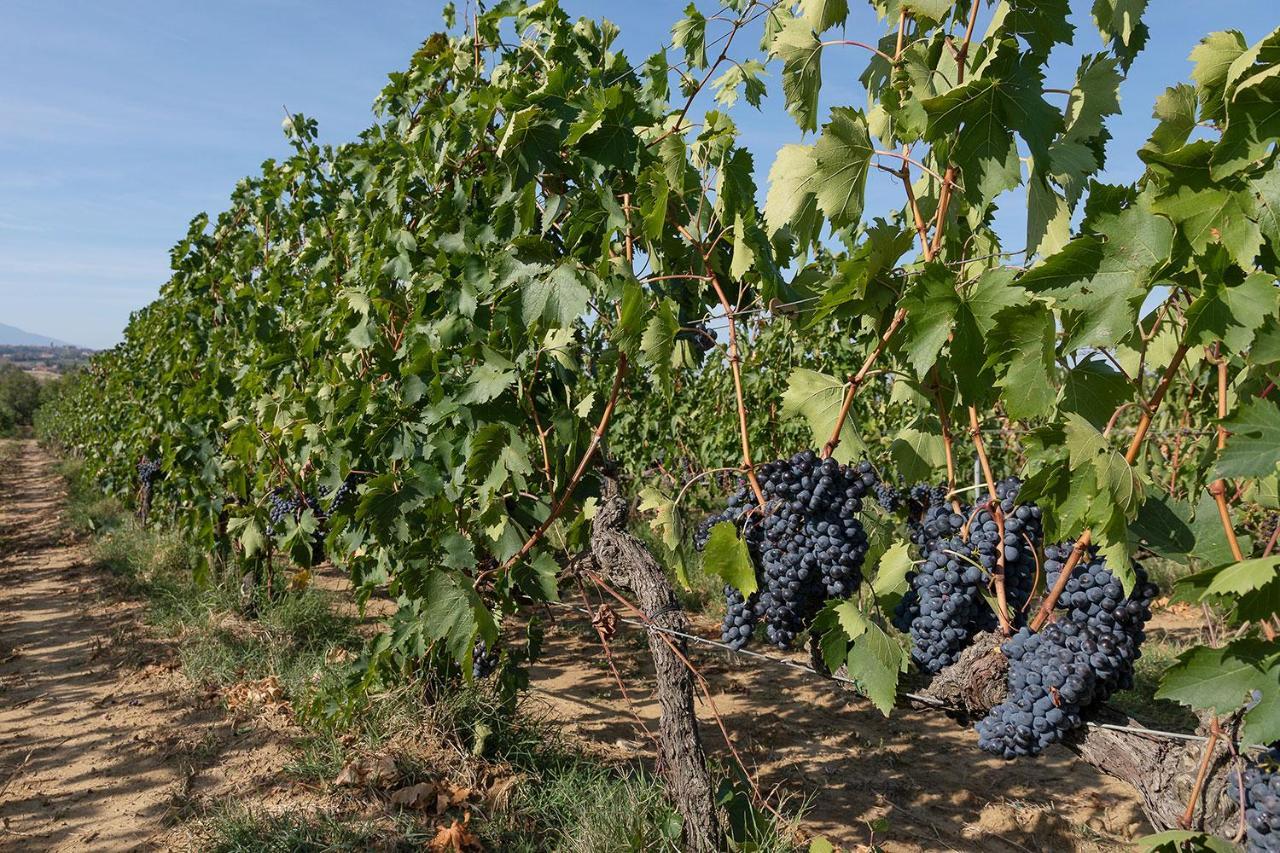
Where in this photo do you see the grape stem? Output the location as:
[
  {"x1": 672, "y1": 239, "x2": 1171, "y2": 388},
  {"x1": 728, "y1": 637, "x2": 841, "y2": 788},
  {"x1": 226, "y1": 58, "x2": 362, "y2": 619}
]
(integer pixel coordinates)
[
  {"x1": 1030, "y1": 338, "x2": 1192, "y2": 631},
  {"x1": 968, "y1": 405, "x2": 1011, "y2": 635},
  {"x1": 1206, "y1": 348, "x2": 1277, "y2": 640},
  {"x1": 495, "y1": 353, "x2": 628, "y2": 579},
  {"x1": 929, "y1": 371, "x2": 963, "y2": 514},
  {"x1": 1178, "y1": 716, "x2": 1221, "y2": 829},
  {"x1": 821, "y1": 307, "x2": 907, "y2": 459},
  {"x1": 677, "y1": 224, "x2": 767, "y2": 509}
]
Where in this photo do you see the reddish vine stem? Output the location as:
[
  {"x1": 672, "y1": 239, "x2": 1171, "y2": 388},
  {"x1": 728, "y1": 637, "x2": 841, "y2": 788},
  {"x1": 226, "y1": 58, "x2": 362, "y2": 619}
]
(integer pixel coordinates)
[
  {"x1": 1207, "y1": 350, "x2": 1276, "y2": 640},
  {"x1": 1179, "y1": 716, "x2": 1221, "y2": 829},
  {"x1": 821, "y1": 307, "x2": 908, "y2": 459},
  {"x1": 929, "y1": 372, "x2": 963, "y2": 513},
  {"x1": 1209, "y1": 353, "x2": 1246, "y2": 563},
  {"x1": 495, "y1": 354, "x2": 628, "y2": 577},
  {"x1": 711, "y1": 277, "x2": 768, "y2": 509},
  {"x1": 1031, "y1": 339, "x2": 1192, "y2": 631},
  {"x1": 968, "y1": 406, "x2": 1012, "y2": 635},
  {"x1": 677, "y1": 223, "x2": 766, "y2": 508}
]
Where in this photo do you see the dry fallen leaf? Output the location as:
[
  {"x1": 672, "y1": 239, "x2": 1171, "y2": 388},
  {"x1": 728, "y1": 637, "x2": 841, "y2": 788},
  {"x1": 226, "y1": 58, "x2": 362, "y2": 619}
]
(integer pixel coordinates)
[
  {"x1": 390, "y1": 781, "x2": 438, "y2": 810},
  {"x1": 429, "y1": 813, "x2": 484, "y2": 852},
  {"x1": 334, "y1": 752, "x2": 400, "y2": 788},
  {"x1": 483, "y1": 775, "x2": 519, "y2": 814},
  {"x1": 324, "y1": 646, "x2": 354, "y2": 665},
  {"x1": 222, "y1": 676, "x2": 290, "y2": 716}
]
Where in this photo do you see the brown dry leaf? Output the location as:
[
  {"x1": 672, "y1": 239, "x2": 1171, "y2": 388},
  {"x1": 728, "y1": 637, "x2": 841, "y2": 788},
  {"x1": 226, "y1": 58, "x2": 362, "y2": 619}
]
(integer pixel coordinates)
[
  {"x1": 439, "y1": 782, "x2": 473, "y2": 809},
  {"x1": 390, "y1": 781, "x2": 438, "y2": 810},
  {"x1": 324, "y1": 646, "x2": 354, "y2": 665},
  {"x1": 222, "y1": 676, "x2": 290, "y2": 716},
  {"x1": 483, "y1": 775, "x2": 519, "y2": 814},
  {"x1": 429, "y1": 813, "x2": 484, "y2": 852},
  {"x1": 334, "y1": 752, "x2": 400, "y2": 788}
]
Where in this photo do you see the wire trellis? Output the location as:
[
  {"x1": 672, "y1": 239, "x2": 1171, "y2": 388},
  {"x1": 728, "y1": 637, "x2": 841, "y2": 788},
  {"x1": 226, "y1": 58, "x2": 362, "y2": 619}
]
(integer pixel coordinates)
[{"x1": 545, "y1": 600, "x2": 1258, "y2": 751}]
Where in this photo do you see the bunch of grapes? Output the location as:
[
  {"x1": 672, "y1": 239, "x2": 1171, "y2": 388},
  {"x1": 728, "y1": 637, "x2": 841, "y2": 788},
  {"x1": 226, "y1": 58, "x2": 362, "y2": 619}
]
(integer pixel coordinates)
[
  {"x1": 975, "y1": 544, "x2": 1157, "y2": 758},
  {"x1": 1229, "y1": 745, "x2": 1280, "y2": 852},
  {"x1": 891, "y1": 479, "x2": 1042, "y2": 673},
  {"x1": 136, "y1": 459, "x2": 162, "y2": 485},
  {"x1": 892, "y1": 530, "x2": 989, "y2": 672},
  {"x1": 695, "y1": 450, "x2": 875, "y2": 651},
  {"x1": 965, "y1": 478, "x2": 1043, "y2": 616},
  {"x1": 329, "y1": 473, "x2": 365, "y2": 509},
  {"x1": 472, "y1": 639, "x2": 500, "y2": 679},
  {"x1": 676, "y1": 322, "x2": 717, "y2": 354},
  {"x1": 265, "y1": 485, "x2": 325, "y2": 546}
]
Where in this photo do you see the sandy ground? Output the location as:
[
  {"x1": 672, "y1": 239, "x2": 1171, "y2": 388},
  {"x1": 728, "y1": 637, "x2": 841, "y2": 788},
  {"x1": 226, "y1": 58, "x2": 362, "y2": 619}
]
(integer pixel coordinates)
[
  {"x1": 0, "y1": 442, "x2": 305, "y2": 851},
  {"x1": 1, "y1": 440, "x2": 1159, "y2": 851},
  {"x1": 525, "y1": 609, "x2": 1150, "y2": 852}
]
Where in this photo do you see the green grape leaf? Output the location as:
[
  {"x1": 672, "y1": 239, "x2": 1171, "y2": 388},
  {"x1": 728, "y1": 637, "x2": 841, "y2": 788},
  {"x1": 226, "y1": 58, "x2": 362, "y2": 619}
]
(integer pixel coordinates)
[
  {"x1": 764, "y1": 143, "x2": 821, "y2": 244},
  {"x1": 1140, "y1": 84, "x2": 1198, "y2": 157},
  {"x1": 781, "y1": 368, "x2": 866, "y2": 462},
  {"x1": 1060, "y1": 359, "x2": 1130, "y2": 429},
  {"x1": 900, "y1": 264, "x2": 959, "y2": 376},
  {"x1": 889, "y1": 425, "x2": 946, "y2": 483},
  {"x1": 1090, "y1": 0, "x2": 1149, "y2": 71},
  {"x1": 992, "y1": 305, "x2": 1057, "y2": 419},
  {"x1": 523, "y1": 264, "x2": 591, "y2": 328},
  {"x1": 1137, "y1": 830, "x2": 1237, "y2": 853},
  {"x1": 799, "y1": 0, "x2": 848, "y2": 33},
  {"x1": 1204, "y1": 555, "x2": 1280, "y2": 599},
  {"x1": 1130, "y1": 494, "x2": 1196, "y2": 560},
  {"x1": 844, "y1": 619, "x2": 907, "y2": 715},
  {"x1": 1156, "y1": 638, "x2": 1276, "y2": 718},
  {"x1": 702, "y1": 521, "x2": 757, "y2": 597},
  {"x1": 810, "y1": 108, "x2": 875, "y2": 229},
  {"x1": 671, "y1": 4, "x2": 708, "y2": 70},
  {"x1": 1184, "y1": 272, "x2": 1278, "y2": 352},
  {"x1": 1215, "y1": 397, "x2": 1280, "y2": 478},
  {"x1": 772, "y1": 17, "x2": 824, "y2": 133},
  {"x1": 872, "y1": 540, "x2": 915, "y2": 598},
  {"x1": 1190, "y1": 30, "x2": 1248, "y2": 122}
]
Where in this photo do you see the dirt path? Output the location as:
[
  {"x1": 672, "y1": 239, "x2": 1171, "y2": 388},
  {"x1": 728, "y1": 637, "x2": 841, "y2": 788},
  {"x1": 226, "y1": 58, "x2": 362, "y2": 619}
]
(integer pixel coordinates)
[
  {"x1": 0, "y1": 440, "x2": 193, "y2": 849},
  {"x1": 0, "y1": 442, "x2": 282, "y2": 852}
]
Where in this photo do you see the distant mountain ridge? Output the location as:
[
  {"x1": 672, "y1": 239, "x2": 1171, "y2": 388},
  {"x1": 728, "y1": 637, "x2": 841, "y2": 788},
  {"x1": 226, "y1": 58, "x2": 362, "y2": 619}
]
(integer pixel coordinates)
[{"x1": 0, "y1": 323, "x2": 76, "y2": 348}]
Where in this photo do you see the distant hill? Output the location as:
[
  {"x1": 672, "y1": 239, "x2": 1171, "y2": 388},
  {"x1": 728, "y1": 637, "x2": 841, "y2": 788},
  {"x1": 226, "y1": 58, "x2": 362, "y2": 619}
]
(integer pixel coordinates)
[{"x1": 0, "y1": 323, "x2": 75, "y2": 348}]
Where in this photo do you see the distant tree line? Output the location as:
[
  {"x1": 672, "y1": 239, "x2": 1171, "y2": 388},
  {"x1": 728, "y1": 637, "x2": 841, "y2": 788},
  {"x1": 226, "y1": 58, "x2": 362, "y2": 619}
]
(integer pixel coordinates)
[{"x1": 0, "y1": 363, "x2": 50, "y2": 435}]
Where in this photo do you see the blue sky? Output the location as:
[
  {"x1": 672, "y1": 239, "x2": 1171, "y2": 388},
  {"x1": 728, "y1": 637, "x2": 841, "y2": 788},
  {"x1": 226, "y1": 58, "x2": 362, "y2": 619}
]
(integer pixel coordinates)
[{"x1": 1, "y1": 1, "x2": 1273, "y2": 349}]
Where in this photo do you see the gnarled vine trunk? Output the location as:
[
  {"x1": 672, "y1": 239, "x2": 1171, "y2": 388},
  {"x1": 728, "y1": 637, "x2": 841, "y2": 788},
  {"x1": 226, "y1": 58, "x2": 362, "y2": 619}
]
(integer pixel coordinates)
[
  {"x1": 911, "y1": 630, "x2": 1241, "y2": 837},
  {"x1": 589, "y1": 475, "x2": 724, "y2": 853}
]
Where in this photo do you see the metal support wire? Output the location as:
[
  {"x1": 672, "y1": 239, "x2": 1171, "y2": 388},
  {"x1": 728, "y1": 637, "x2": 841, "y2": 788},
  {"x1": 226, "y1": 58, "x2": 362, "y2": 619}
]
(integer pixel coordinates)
[{"x1": 545, "y1": 601, "x2": 1252, "y2": 750}]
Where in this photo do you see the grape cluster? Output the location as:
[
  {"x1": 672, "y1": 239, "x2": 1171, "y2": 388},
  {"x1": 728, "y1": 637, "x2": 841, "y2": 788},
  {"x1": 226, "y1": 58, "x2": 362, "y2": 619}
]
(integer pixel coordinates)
[
  {"x1": 892, "y1": 531, "x2": 989, "y2": 673},
  {"x1": 330, "y1": 473, "x2": 365, "y2": 508},
  {"x1": 966, "y1": 478, "x2": 1043, "y2": 615},
  {"x1": 1229, "y1": 746, "x2": 1280, "y2": 852},
  {"x1": 472, "y1": 639, "x2": 499, "y2": 679},
  {"x1": 266, "y1": 487, "x2": 320, "y2": 535},
  {"x1": 975, "y1": 545, "x2": 1157, "y2": 758},
  {"x1": 873, "y1": 482, "x2": 902, "y2": 512},
  {"x1": 891, "y1": 479, "x2": 1042, "y2": 673},
  {"x1": 676, "y1": 322, "x2": 717, "y2": 354},
  {"x1": 136, "y1": 459, "x2": 162, "y2": 485},
  {"x1": 696, "y1": 451, "x2": 875, "y2": 651}
]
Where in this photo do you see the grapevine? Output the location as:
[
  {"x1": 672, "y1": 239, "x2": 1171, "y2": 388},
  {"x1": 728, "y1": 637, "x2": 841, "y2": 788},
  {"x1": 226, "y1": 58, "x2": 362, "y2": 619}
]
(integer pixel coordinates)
[{"x1": 25, "y1": 0, "x2": 1280, "y2": 845}]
